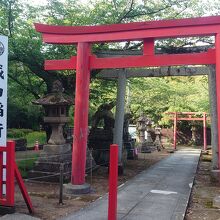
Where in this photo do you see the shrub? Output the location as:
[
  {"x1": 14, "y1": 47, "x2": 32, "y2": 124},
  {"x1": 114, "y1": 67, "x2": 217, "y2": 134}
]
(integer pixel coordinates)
[
  {"x1": 25, "y1": 131, "x2": 46, "y2": 147},
  {"x1": 7, "y1": 128, "x2": 33, "y2": 139}
]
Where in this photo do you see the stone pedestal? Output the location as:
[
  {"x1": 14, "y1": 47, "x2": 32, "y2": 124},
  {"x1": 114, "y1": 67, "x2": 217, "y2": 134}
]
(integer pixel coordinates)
[
  {"x1": 29, "y1": 143, "x2": 72, "y2": 182},
  {"x1": 29, "y1": 144, "x2": 97, "y2": 182},
  {"x1": 64, "y1": 182, "x2": 91, "y2": 195}
]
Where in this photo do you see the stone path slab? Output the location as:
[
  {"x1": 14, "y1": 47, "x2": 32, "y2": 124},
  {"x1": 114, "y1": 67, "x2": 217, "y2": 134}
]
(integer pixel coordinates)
[{"x1": 61, "y1": 148, "x2": 201, "y2": 220}]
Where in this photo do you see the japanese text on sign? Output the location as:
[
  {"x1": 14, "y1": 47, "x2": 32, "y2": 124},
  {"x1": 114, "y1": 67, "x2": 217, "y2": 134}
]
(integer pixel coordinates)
[{"x1": 0, "y1": 36, "x2": 8, "y2": 146}]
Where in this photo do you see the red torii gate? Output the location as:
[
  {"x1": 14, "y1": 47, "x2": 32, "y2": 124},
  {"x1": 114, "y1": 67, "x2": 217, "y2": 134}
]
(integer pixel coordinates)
[
  {"x1": 166, "y1": 112, "x2": 209, "y2": 151},
  {"x1": 35, "y1": 15, "x2": 220, "y2": 190}
]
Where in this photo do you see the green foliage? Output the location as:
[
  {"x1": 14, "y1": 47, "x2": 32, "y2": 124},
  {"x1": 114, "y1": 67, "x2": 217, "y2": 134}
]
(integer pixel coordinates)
[
  {"x1": 0, "y1": 0, "x2": 218, "y2": 129},
  {"x1": 17, "y1": 154, "x2": 38, "y2": 178},
  {"x1": 7, "y1": 130, "x2": 46, "y2": 147},
  {"x1": 7, "y1": 128, "x2": 32, "y2": 139},
  {"x1": 25, "y1": 131, "x2": 46, "y2": 147},
  {"x1": 128, "y1": 75, "x2": 209, "y2": 125}
]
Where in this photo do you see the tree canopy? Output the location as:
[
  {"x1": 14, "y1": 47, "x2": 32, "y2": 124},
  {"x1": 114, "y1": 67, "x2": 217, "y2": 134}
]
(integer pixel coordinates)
[{"x1": 0, "y1": 0, "x2": 219, "y2": 128}]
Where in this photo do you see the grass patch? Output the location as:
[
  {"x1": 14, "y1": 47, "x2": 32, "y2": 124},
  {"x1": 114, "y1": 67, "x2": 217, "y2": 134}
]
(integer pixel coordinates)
[
  {"x1": 17, "y1": 154, "x2": 39, "y2": 178},
  {"x1": 25, "y1": 131, "x2": 46, "y2": 148}
]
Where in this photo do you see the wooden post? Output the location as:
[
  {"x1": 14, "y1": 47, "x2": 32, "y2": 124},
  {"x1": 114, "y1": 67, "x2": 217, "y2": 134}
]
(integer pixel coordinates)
[
  {"x1": 108, "y1": 144, "x2": 118, "y2": 220},
  {"x1": 173, "y1": 112, "x2": 177, "y2": 150},
  {"x1": 203, "y1": 112, "x2": 207, "y2": 151},
  {"x1": 215, "y1": 34, "x2": 220, "y2": 169},
  {"x1": 71, "y1": 42, "x2": 91, "y2": 185},
  {"x1": 143, "y1": 38, "x2": 154, "y2": 55},
  {"x1": 5, "y1": 141, "x2": 15, "y2": 207}
]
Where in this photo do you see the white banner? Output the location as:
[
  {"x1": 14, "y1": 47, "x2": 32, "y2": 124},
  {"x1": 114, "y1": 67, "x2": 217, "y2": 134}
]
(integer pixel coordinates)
[
  {"x1": 0, "y1": 36, "x2": 8, "y2": 194},
  {"x1": 0, "y1": 35, "x2": 8, "y2": 147}
]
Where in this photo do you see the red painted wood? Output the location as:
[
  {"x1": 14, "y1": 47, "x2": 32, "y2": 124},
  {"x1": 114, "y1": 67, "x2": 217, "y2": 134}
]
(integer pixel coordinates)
[
  {"x1": 167, "y1": 112, "x2": 209, "y2": 150},
  {"x1": 167, "y1": 112, "x2": 206, "y2": 115},
  {"x1": 41, "y1": 25, "x2": 220, "y2": 44},
  {"x1": 0, "y1": 150, "x2": 3, "y2": 199},
  {"x1": 215, "y1": 34, "x2": 220, "y2": 169},
  {"x1": 14, "y1": 164, "x2": 34, "y2": 213},
  {"x1": 175, "y1": 118, "x2": 205, "y2": 121},
  {"x1": 90, "y1": 51, "x2": 215, "y2": 69},
  {"x1": 35, "y1": 16, "x2": 220, "y2": 35},
  {"x1": 0, "y1": 142, "x2": 15, "y2": 207},
  {"x1": 108, "y1": 144, "x2": 118, "y2": 220},
  {"x1": 143, "y1": 38, "x2": 154, "y2": 55},
  {"x1": 71, "y1": 42, "x2": 91, "y2": 185},
  {"x1": 44, "y1": 50, "x2": 215, "y2": 71},
  {"x1": 6, "y1": 141, "x2": 15, "y2": 207},
  {"x1": 45, "y1": 57, "x2": 76, "y2": 70}
]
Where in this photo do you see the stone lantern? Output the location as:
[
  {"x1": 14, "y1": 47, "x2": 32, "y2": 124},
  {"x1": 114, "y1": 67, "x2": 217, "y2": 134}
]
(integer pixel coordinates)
[
  {"x1": 29, "y1": 80, "x2": 73, "y2": 181},
  {"x1": 137, "y1": 114, "x2": 147, "y2": 144},
  {"x1": 137, "y1": 114, "x2": 151, "y2": 153},
  {"x1": 33, "y1": 80, "x2": 72, "y2": 154},
  {"x1": 145, "y1": 117, "x2": 154, "y2": 145},
  {"x1": 154, "y1": 126, "x2": 162, "y2": 151}
]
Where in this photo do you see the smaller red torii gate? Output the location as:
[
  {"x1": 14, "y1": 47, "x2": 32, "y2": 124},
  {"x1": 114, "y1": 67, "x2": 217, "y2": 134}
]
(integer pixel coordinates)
[{"x1": 166, "y1": 112, "x2": 209, "y2": 150}]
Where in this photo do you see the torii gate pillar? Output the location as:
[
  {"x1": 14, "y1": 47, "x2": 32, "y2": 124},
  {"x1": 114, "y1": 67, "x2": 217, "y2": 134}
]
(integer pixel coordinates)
[
  {"x1": 216, "y1": 34, "x2": 220, "y2": 170},
  {"x1": 65, "y1": 42, "x2": 91, "y2": 193}
]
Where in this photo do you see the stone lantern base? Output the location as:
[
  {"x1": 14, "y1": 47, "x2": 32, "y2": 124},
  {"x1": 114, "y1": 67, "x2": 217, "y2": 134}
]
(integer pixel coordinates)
[
  {"x1": 140, "y1": 142, "x2": 152, "y2": 153},
  {"x1": 29, "y1": 144, "x2": 97, "y2": 182}
]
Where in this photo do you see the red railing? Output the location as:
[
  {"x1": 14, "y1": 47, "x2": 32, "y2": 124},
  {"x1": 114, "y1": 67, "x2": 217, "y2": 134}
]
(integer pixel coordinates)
[{"x1": 0, "y1": 141, "x2": 15, "y2": 207}]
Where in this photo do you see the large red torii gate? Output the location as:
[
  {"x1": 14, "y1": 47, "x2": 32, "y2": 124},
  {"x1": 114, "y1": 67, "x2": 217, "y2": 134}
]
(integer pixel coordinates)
[{"x1": 35, "y1": 15, "x2": 220, "y2": 190}]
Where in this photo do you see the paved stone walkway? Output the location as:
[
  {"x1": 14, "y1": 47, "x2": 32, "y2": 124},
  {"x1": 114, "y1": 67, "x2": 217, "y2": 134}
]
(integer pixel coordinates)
[{"x1": 61, "y1": 148, "x2": 201, "y2": 220}]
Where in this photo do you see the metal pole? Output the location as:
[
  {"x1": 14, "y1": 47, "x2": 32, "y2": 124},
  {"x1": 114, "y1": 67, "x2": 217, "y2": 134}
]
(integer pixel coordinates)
[
  {"x1": 203, "y1": 113, "x2": 207, "y2": 151},
  {"x1": 108, "y1": 144, "x2": 118, "y2": 220},
  {"x1": 90, "y1": 150, "x2": 93, "y2": 185},
  {"x1": 59, "y1": 163, "x2": 64, "y2": 205},
  {"x1": 173, "y1": 112, "x2": 177, "y2": 150},
  {"x1": 71, "y1": 42, "x2": 91, "y2": 185}
]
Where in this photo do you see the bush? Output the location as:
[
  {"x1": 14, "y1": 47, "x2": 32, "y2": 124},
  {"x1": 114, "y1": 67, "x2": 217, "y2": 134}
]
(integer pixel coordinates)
[
  {"x1": 7, "y1": 128, "x2": 33, "y2": 139},
  {"x1": 25, "y1": 131, "x2": 46, "y2": 147},
  {"x1": 17, "y1": 154, "x2": 39, "y2": 178},
  {"x1": 7, "y1": 129, "x2": 46, "y2": 147}
]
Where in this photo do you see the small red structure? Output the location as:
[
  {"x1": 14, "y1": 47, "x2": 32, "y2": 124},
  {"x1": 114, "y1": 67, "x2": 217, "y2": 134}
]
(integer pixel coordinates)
[
  {"x1": 108, "y1": 144, "x2": 118, "y2": 220},
  {"x1": 35, "y1": 15, "x2": 220, "y2": 186},
  {"x1": 34, "y1": 140, "x2": 39, "y2": 151},
  {"x1": 0, "y1": 142, "x2": 15, "y2": 207},
  {"x1": 166, "y1": 112, "x2": 209, "y2": 150},
  {"x1": 0, "y1": 141, "x2": 34, "y2": 213}
]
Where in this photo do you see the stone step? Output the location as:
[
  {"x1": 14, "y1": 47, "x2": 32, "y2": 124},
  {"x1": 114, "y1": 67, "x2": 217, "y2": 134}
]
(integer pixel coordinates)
[{"x1": 33, "y1": 161, "x2": 71, "y2": 172}]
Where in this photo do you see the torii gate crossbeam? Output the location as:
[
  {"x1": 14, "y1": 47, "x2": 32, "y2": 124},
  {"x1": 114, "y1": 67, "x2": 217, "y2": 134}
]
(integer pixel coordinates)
[{"x1": 35, "y1": 15, "x2": 220, "y2": 190}]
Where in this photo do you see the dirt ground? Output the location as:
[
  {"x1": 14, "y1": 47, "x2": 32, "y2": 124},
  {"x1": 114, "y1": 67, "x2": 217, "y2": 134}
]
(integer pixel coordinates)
[
  {"x1": 13, "y1": 149, "x2": 169, "y2": 220},
  {"x1": 185, "y1": 150, "x2": 220, "y2": 220},
  {"x1": 5, "y1": 147, "x2": 220, "y2": 220}
]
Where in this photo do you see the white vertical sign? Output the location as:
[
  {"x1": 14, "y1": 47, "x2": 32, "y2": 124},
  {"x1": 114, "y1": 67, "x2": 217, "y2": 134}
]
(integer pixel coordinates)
[
  {"x1": 0, "y1": 35, "x2": 8, "y2": 194},
  {"x1": 0, "y1": 36, "x2": 8, "y2": 146}
]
